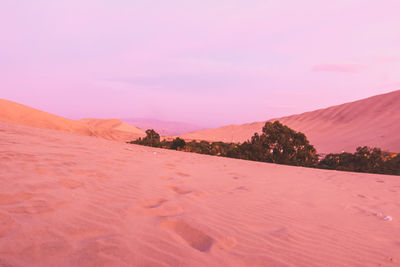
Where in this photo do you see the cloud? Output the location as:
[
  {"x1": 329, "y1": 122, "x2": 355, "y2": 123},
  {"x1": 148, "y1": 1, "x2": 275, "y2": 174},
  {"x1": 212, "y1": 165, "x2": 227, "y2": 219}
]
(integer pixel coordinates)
[{"x1": 311, "y1": 63, "x2": 363, "y2": 73}]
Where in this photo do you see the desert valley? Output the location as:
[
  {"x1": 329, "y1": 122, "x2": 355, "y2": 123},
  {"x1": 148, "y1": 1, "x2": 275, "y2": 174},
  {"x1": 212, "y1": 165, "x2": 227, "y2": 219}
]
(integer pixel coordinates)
[
  {"x1": 2, "y1": 1, "x2": 400, "y2": 265},
  {"x1": 1, "y1": 91, "x2": 399, "y2": 266}
]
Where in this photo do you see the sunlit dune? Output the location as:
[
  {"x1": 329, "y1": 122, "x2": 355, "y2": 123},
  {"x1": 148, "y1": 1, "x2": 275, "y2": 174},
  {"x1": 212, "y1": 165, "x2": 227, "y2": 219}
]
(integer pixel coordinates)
[
  {"x1": 180, "y1": 90, "x2": 400, "y2": 153},
  {"x1": 80, "y1": 118, "x2": 143, "y2": 134},
  {"x1": 80, "y1": 118, "x2": 145, "y2": 139},
  {"x1": 0, "y1": 99, "x2": 145, "y2": 142},
  {"x1": 0, "y1": 121, "x2": 399, "y2": 266}
]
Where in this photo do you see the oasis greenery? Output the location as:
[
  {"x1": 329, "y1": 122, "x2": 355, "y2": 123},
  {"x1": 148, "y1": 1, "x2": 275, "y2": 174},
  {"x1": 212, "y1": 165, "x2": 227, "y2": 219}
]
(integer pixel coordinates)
[{"x1": 129, "y1": 121, "x2": 400, "y2": 175}]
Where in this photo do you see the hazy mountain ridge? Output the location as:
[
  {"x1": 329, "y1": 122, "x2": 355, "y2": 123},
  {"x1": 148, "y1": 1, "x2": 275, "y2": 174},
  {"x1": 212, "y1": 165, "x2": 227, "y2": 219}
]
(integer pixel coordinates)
[{"x1": 122, "y1": 118, "x2": 203, "y2": 136}]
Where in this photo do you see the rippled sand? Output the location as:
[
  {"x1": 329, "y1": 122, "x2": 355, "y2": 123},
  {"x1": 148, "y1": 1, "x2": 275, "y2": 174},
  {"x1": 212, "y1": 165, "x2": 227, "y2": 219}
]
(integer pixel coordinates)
[{"x1": 0, "y1": 121, "x2": 399, "y2": 266}]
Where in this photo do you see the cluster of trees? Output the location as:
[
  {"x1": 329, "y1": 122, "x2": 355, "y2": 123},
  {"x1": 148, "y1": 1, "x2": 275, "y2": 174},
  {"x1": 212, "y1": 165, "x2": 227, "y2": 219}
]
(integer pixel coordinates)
[
  {"x1": 131, "y1": 121, "x2": 317, "y2": 167},
  {"x1": 318, "y1": 146, "x2": 400, "y2": 175},
  {"x1": 129, "y1": 121, "x2": 399, "y2": 175},
  {"x1": 132, "y1": 129, "x2": 187, "y2": 150}
]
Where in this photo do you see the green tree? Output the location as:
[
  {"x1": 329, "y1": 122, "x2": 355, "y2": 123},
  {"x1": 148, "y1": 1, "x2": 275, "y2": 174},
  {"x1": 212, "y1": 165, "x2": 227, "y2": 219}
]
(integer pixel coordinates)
[
  {"x1": 318, "y1": 152, "x2": 356, "y2": 171},
  {"x1": 318, "y1": 146, "x2": 400, "y2": 175},
  {"x1": 245, "y1": 121, "x2": 318, "y2": 166},
  {"x1": 170, "y1": 137, "x2": 186, "y2": 150},
  {"x1": 143, "y1": 129, "x2": 161, "y2": 147},
  {"x1": 385, "y1": 154, "x2": 400, "y2": 175}
]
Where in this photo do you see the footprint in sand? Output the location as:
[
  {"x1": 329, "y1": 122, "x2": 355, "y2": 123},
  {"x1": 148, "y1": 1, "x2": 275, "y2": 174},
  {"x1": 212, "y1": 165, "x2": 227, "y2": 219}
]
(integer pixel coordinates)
[
  {"x1": 225, "y1": 186, "x2": 249, "y2": 195},
  {"x1": 160, "y1": 219, "x2": 214, "y2": 252},
  {"x1": 169, "y1": 186, "x2": 192, "y2": 195},
  {"x1": 138, "y1": 198, "x2": 168, "y2": 209},
  {"x1": 134, "y1": 199, "x2": 183, "y2": 217},
  {"x1": 164, "y1": 163, "x2": 176, "y2": 169},
  {"x1": 154, "y1": 202, "x2": 184, "y2": 217},
  {"x1": 159, "y1": 176, "x2": 174, "y2": 181},
  {"x1": 175, "y1": 172, "x2": 191, "y2": 177}
]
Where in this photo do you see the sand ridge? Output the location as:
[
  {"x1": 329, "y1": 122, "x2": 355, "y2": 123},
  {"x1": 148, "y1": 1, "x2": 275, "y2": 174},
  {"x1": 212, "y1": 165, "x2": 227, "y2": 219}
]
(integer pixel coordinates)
[
  {"x1": 0, "y1": 120, "x2": 399, "y2": 266},
  {"x1": 180, "y1": 90, "x2": 400, "y2": 153},
  {"x1": 79, "y1": 118, "x2": 144, "y2": 135},
  {"x1": 0, "y1": 99, "x2": 145, "y2": 142}
]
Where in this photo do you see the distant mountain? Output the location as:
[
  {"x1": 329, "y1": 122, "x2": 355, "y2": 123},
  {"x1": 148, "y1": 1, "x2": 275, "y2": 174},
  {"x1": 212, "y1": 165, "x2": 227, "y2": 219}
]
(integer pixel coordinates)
[
  {"x1": 0, "y1": 99, "x2": 145, "y2": 142},
  {"x1": 122, "y1": 118, "x2": 203, "y2": 136},
  {"x1": 180, "y1": 90, "x2": 400, "y2": 153}
]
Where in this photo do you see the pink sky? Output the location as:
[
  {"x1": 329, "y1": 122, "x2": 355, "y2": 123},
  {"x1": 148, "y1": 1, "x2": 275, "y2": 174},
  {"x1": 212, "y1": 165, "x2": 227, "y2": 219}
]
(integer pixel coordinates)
[{"x1": 1, "y1": 0, "x2": 400, "y2": 127}]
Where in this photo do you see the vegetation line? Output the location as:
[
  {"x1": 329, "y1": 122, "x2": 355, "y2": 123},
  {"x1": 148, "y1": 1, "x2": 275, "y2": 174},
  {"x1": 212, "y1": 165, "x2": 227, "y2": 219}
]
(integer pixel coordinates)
[{"x1": 129, "y1": 121, "x2": 400, "y2": 176}]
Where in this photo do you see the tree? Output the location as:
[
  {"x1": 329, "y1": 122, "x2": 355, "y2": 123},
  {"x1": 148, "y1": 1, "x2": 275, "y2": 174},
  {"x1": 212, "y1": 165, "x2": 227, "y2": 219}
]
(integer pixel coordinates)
[
  {"x1": 246, "y1": 121, "x2": 318, "y2": 166},
  {"x1": 385, "y1": 154, "x2": 400, "y2": 175},
  {"x1": 318, "y1": 146, "x2": 400, "y2": 175},
  {"x1": 318, "y1": 152, "x2": 356, "y2": 171},
  {"x1": 170, "y1": 137, "x2": 186, "y2": 150},
  {"x1": 143, "y1": 129, "x2": 161, "y2": 147},
  {"x1": 353, "y1": 146, "x2": 384, "y2": 173}
]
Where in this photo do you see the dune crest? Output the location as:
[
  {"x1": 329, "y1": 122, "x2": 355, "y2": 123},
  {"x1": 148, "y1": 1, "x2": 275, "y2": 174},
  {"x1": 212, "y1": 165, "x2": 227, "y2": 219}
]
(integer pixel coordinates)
[
  {"x1": 180, "y1": 90, "x2": 400, "y2": 153},
  {"x1": 0, "y1": 99, "x2": 145, "y2": 141},
  {"x1": 80, "y1": 118, "x2": 143, "y2": 135}
]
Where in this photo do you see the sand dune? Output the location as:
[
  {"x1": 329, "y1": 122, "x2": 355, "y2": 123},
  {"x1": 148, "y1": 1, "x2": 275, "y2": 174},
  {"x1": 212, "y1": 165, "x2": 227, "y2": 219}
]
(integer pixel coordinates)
[
  {"x1": 180, "y1": 90, "x2": 400, "y2": 153},
  {"x1": 0, "y1": 99, "x2": 145, "y2": 142},
  {"x1": 80, "y1": 118, "x2": 143, "y2": 135},
  {"x1": 79, "y1": 118, "x2": 145, "y2": 140},
  {"x1": 0, "y1": 120, "x2": 398, "y2": 266}
]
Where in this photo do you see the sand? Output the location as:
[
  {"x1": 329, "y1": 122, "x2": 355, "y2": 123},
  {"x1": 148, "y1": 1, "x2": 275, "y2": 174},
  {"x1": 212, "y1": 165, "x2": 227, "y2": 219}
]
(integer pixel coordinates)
[
  {"x1": 180, "y1": 90, "x2": 400, "y2": 153},
  {"x1": 0, "y1": 120, "x2": 399, "y2": 266},
  {"x1": 0, "y1": 99, "x2": 145, "y2": 142}
]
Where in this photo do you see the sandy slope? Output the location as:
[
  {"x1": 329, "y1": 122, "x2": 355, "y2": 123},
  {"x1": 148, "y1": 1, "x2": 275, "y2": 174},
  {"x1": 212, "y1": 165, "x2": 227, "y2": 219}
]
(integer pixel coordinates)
[
  {"x1": 180, "y1": 90, "x2": 400, "y2": 153},
  {"x1": 0, "y1": 99, "x2": 145, "y2": 142},
  {"x1": 80, "y1": 118, "x2": 143, "y2": 135},
  {"x1": 0, "y1": 121, "x2": 399, "y2": 267}
]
